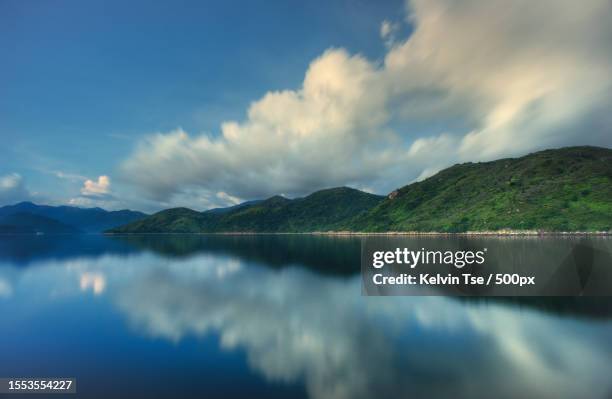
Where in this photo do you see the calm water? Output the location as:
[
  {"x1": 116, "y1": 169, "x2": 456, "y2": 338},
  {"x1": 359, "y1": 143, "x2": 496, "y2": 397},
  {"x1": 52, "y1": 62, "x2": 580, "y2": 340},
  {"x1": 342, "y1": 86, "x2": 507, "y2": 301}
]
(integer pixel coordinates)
[{"x1": 0, "y1": 235, "x2": 611, "y2": 399}]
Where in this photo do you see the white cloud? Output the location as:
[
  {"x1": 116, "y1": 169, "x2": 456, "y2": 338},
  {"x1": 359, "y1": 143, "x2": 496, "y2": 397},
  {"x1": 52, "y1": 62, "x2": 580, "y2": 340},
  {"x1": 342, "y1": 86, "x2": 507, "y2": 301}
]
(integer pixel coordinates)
[
  {"x1": 65, "y1": 175, "x2": 120, "y2": 209},
  {"x1": 81, "y1": 175, "x2": 111, "y2": 197},
  {"x1": 122, "y1": 49, "x2": 394, "y2": 201},
  {"x1": 121, "y1": 0, "x2": 612, "y2": 204},
  {"x1": 380, "y1": 20, "x2": 393, "y2": 38},
  {"x1": 0, "y1": 173, "x2": 31, "y2": 204},
  {"x1": 387, "y1": 0, "x2": 612, "y2": 160},
  {"x1": 380, "y1": 19, "x2": 400, "y2": 48}
]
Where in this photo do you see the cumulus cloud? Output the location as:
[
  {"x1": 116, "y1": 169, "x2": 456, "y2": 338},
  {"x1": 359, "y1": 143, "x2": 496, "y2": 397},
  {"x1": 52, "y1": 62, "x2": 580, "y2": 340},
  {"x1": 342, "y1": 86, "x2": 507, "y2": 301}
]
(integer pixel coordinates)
[
  {"x1": 121, "y1": 0, "x2": 612, "y2": 204},
  {"x1": 122, "y1": 49, "x2": 393, "y2": 201},
  {"x1": 66, "y1": 175, "x2": 120, "y2": 209},
  {"x1": 81, "y1": 175, "x2": 111, "y2": 197},
  {"x1": 0, "y1": 173, "x2": 31, "y2": 204}
]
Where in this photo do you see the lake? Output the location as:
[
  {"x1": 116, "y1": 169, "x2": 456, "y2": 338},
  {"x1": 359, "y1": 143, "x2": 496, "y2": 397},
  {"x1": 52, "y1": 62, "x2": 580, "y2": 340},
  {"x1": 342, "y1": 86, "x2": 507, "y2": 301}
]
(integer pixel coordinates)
[{"x1": 0, "y1": 234, "x2": 611, "y2": 399}]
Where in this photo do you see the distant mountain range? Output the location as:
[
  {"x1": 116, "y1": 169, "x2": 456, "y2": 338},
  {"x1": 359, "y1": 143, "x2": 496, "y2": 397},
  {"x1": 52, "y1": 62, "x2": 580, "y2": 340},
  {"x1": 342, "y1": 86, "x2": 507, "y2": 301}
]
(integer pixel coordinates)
[
  {"x1": 0, "y1": 212, "x2": 81, "y2": 234},
  {"x1": 0, "y1": 202, "x2": 147, "y2": 234},
  {"x1": 2, "y1": 146, "x2": 610, "y2": 235},
  {"x1": 109, "y1": 146, "x2": 612, "y2": 233}
]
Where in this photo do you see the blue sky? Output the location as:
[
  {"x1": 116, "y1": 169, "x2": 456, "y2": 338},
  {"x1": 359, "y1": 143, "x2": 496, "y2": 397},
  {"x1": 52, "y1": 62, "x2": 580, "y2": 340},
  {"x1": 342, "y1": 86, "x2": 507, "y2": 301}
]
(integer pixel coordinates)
[{"x1": 1, "y1": 0, "x2": 611, "y2": 212}]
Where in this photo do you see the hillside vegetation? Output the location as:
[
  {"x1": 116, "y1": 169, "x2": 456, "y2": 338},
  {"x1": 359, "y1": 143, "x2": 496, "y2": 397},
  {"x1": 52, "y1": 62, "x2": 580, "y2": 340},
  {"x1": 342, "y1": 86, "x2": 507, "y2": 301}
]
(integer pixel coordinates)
[
  {"x1": 109, "y1": 187, "x2": 384, "y2": 233},
  {"x1": 109, "y1": 146, "x2": 612, "y2": 233},
  {"x1": 345, "y1": 146, "x2": 611, "y2": 232}
]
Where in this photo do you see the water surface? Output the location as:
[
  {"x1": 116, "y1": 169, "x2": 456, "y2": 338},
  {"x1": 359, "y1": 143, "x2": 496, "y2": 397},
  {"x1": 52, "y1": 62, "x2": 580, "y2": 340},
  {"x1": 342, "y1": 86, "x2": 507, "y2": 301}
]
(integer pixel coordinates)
[{"x1": 0, "y1": 234, "x2": 611, "y2": 399}]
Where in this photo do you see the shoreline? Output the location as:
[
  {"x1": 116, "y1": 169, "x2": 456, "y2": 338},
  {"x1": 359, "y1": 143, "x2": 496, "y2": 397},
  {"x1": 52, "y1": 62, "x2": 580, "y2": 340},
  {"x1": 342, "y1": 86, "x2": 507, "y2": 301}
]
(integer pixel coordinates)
[{"x1": 104, "y1": 230, "x2": 612, "y2": 236}]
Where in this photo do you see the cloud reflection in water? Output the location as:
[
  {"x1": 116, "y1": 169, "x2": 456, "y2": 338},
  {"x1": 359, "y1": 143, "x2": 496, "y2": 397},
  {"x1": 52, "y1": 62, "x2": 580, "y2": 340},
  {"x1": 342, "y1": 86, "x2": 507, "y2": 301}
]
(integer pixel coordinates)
[{"x1": 1, "y1": 250, "x2": 612, "y2": 399}]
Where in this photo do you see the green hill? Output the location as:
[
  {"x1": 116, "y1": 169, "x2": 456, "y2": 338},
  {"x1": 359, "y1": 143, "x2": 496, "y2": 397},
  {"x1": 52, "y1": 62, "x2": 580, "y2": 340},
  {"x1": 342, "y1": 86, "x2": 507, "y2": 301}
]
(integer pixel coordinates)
[
  {"x1": 108, "y1": 146, "x2": 612, "y2": 234},
  {"x1": 109, "y1": 187, "x2": 384, "y2": 233},
  {"x1": 108, "y1": 207, "x2": 205, "y2": 233},
  {"x1": 345, "y1": 146, "x2": 612, "y2": 232}
]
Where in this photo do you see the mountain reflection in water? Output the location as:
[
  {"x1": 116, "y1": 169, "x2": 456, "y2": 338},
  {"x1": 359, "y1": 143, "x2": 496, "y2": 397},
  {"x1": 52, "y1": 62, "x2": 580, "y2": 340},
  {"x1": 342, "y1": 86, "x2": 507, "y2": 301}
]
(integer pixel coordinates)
[{"x1": 0, "y1": 234, "x2": 611, "y2": 399}]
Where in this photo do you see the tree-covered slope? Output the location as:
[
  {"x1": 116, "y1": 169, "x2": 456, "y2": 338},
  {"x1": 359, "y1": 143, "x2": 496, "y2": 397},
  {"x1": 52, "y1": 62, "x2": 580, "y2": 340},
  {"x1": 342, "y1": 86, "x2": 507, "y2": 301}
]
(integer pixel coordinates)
[
  {"x1": 107, "y1": 208, "x2": 206, "y2": 233},
  {"x1": 345, "y1": 146, "x2": 612, "y2": 232},
  {"x1": 211, "y1": 188, "x2": 384, "y2": 232},
  {"x1": 109, "y1": 187, "x2": 384, "y2": 233}
]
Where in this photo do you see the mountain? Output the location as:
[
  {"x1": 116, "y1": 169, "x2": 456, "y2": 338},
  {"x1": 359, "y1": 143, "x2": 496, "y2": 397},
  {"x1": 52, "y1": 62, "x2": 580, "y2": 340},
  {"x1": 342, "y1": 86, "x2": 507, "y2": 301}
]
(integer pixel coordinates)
[
  {"x1": 345, "y1": 146, "x2": 612, "y2": 232},
  {"x1": 0, "y1": 202, "x2": 147, "y2": 233},
  {"x1": 206, "y1": 200, "x2": 263, "y2": 215},
  {"x1": 108, "y1": 207, "x2": 204, "y2": 233},
  {"x1": 0, "y1": 212, "x2": 82, "y2": 234},
  {"x1": 108, "y1": 146, "x2": 612, "y2": 234},
  {"x1": 108, "y1": 187, "x2": 384, "y2": 233}
]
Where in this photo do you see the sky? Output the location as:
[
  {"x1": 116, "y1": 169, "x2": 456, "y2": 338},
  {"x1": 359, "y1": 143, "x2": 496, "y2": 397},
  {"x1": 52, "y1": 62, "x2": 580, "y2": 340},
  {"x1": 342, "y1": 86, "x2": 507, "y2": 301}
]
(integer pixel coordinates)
[{"x1": 1, "y1": 0, "x2": 611, "y2": 213}]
